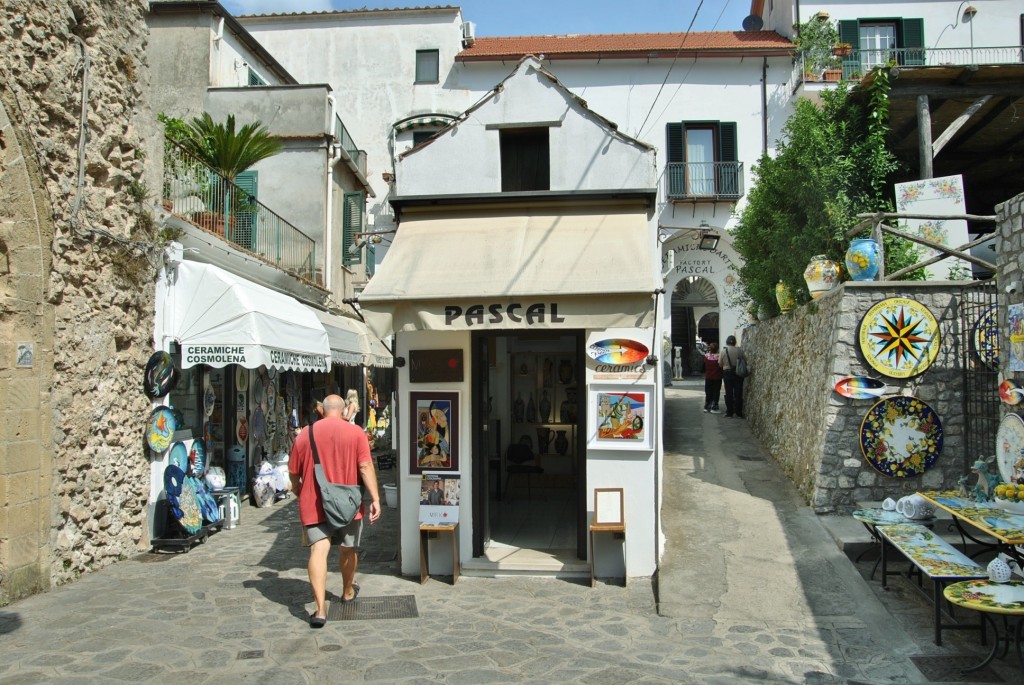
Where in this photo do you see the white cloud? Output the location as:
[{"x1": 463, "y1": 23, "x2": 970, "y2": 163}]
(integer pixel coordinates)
[{"x1": 222, "y1": 0, "x2": 336, "y2": 16}]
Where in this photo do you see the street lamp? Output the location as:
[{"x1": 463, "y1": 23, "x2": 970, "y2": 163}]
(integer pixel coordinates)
[{"x1": 697, "y1": 221, "x2": 720, "y2": 251}]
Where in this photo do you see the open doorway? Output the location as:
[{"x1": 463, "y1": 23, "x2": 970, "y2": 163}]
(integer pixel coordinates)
[
  {"x1": 472, "y1": 332, "x2": 586, "y2": 573},
  {"x1": 671, "y1": 276, "x2": 719, "y2": 375}
]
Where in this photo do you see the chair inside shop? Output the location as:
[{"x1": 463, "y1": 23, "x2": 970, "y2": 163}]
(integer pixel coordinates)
[{"x1": 504, "y1": 442, "x2": 544, "y2": 500}]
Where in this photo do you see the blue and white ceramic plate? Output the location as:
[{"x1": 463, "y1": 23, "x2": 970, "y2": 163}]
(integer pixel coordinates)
[
  {"x1": 188, "y1": 438, "x2": 207, "y2": 478},
  {"x1": 177, "y1": 476, "x2": 203, "y2": 534},
  {"x1": 168, "y1": 441, "x2": 189, "y2": 471},
  {"x1": 146, "y1": 406, "x2": 176, "y2": 454}
]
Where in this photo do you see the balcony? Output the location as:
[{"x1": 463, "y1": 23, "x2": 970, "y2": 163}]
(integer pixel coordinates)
[
  {"x1": 795, "y1": 45, "x2": 1024, "y2": 85},
  {"x1": 162, "y1": 138, "x2": 318, "y2": 283},
  {"x1": 665, "y1": 162, "x2": 744, "y2": 201}
]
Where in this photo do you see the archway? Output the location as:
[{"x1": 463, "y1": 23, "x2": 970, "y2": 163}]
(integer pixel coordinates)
[{"x1": 670, "y1": 276, "x2": 718, "y2": 377}]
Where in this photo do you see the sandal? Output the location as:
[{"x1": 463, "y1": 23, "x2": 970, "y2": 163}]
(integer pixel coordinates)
[
  {"x1": 340, "y1": 583, "x2": 360, "y2": 604},
  {"x1": 309, "y1": 613, "x2": 327, "y2": 628}
]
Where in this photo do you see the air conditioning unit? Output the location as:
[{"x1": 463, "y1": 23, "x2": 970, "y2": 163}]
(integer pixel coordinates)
[{"x1": 461, "y1": 21, "x2": 476, "y2": 47}]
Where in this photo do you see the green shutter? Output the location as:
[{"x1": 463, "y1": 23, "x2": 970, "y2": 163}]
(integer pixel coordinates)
[
  {"x1": 717, "y1": 122, "x2": 738, "y2": 196},
  {"x1": 233, "y1": 170, "x2": 258, "y2": 250},
  {"x1": 838, "y1": 20, "x2": 861, "y2": 76},
  {"x1": 666, "y1": 123, "x2": 684, "y2": 196},
  {"x1": 342, "y1": 191, "x2": 363, "y2": 267},
  {"x1": 901, "y1": 18, "x2": 925, "y2": 65}
]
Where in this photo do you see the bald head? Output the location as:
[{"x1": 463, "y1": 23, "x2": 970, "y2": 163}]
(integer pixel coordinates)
[{"x1": 322, "y1": 394, "x2": 345, "y2": 417}]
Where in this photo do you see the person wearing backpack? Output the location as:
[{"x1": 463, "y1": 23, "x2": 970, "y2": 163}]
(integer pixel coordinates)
[
  {"x1": 718, "y1": 335, "x2": 747, "y2": 418},
  {"x1": 702, "y1": 342, "x2": 723, "y2": 413}
]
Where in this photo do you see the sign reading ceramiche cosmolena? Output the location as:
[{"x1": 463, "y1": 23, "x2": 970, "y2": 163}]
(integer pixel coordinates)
[{"x1": 182, "y1": 344, "x2": 329, "y2": 372}]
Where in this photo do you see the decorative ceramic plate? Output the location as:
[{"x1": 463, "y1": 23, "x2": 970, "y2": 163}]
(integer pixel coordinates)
[
  {"x1": 835, "y1": 376, "x2": 887, "y2": 399},
  {"x1": 586, "y1": 338, "x2": 649, "y2": 365},
  {"x1": 236, "y1": 416, "x2": 248, "y2": 444},
  {"x1": 163, "y1": 463, "x2": 185, "y2": 498},
  {"x1": 973, "y1": 306, "x2": 1000, "y2": 369},
  {"x1": 858, "y1": 298, "x2": 941, "y2": 378},
  {"x1": 1000, "y1": 380, "x2": 1024, "y2": 406},
  {"x1": 204, "y1": 385, "x2": 216, "y2": 416},
  {"x1": 860, "y1": 396, "x2": 943, "y2": 478},
  {"x1": 143, "y1": 351, "x2": 178, "y2": 399},
  {"x1": 266, "y1": 385, "x2": 276, "y2": 412},
  {"x1": 995, "y1": 413, "x2": 1024, "y2": 484},
  {"x1": 146, "y1": 406, "x2": 177, "y2": 454},
  {"x1": 253, "y1": 374, "x2": 265, "y2": 409},
  {"x1": 235, "y1": 367, "x2": 248, "y2": 391},
  {"x1": 168, "y1": 441, "x2": 188, "y2": 471},
  {"x1": 188, "y1": 438, "x2": 207, "y2": 478},
  {"x1": 944, "y1": 579, "x2": 1024, "y2": 613},
  {"x1": 177, "y1": 476, "x2": 203, "y2": 534}
]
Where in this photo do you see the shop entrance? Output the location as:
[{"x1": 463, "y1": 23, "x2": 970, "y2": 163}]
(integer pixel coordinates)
[{"x1": 471, "y1": 332, "x2": 587, "y2": 571}]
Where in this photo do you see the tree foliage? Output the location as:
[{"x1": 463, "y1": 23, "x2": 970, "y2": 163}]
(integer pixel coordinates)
[
  {"x1": 174, "y1": 113, "x2": 283, "y2": 182},
  {"x1": 733, "y1": 71, "x2": 920, "y2": 312}
]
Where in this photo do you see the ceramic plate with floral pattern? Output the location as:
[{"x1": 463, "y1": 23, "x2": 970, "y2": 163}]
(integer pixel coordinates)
[
  {"x1": 860, "y1": 396, "x2": 943, "y2": 478},
  {"x1": 858, "y1": 298, "x2": 941, "y2": 378},
  {"x1": 995, "y1": 413, "x2": 1024, "y2": 484},
  {"x1": 176, "y1": 475, "x2": 203, "y2": 535},
  {"x1": 944, "y1": 579, "x2": 1024, "y2": 613}
]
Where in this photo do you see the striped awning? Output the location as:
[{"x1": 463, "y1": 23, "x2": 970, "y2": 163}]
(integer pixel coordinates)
[{"x1": 393, "y1": 116, "x2": 455, "y2": 134}]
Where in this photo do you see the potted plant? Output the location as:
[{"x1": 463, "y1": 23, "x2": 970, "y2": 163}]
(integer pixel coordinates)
[
  {"x1": 793, "y1": 17, "x2": 840, "y2": 82},
  {"x1": 832, "y1": 42, "x2": 853, "y2": 57}
]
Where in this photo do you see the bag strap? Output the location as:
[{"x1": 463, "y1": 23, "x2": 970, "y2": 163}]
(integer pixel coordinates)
[
  {"x1": 308, "y1": 422, "x2": 362, "y2": 494},
  {"x1": 723, "y1": 348, "x2": 731, "y2": 367}
]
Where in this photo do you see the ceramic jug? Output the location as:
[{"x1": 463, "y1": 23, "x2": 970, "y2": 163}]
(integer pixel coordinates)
[{"x1": 896, "y1": 494, "x2": 933, "y2": 520}]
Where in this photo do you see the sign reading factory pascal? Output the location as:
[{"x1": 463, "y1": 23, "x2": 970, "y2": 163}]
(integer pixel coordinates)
[{"x1": 182, "y1": 344, "x2": 330, "y2": 372}]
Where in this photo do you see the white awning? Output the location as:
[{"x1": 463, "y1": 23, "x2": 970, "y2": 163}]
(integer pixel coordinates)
[
  {"x1": 357, "y1": 208, "x2": 657, "y2": 336},
  {"x1": 313, "y1": 309, "x2": 394, "y2": 368},
  {"x1": 167, "y1": 261, "x2": 331, "y2": 372}
]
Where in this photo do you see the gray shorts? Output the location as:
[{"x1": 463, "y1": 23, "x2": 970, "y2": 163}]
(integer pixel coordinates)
[{"x1": 305, "y1": 518, "x2": 363, "y2": 548}]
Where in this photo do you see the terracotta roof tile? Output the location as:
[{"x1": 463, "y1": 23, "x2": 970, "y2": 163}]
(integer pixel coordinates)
[{"x1": 458, "y1": 31, "x2": 793, "y2": 61}]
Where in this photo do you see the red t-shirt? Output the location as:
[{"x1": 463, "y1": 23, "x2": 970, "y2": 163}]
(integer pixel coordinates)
[{"x1": 289, "y1": 417, "x2": 372, "y2": 526}]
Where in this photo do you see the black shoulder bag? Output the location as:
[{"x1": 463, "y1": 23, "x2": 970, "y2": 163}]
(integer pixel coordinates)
[{"x1": 309, "y1": 423, "x2": 363, "y2": 528}]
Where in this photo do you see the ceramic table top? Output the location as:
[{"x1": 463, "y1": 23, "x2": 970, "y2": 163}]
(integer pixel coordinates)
[
  {"x1": 918, "y1": 490, "x2": 1024, "y2": 545},
  {"x1": 875, "y1": 523, "x2": 987, "y2": 579},
  {"x1": 944, "y1": 579, "x2": 1024, "y2": 615}
]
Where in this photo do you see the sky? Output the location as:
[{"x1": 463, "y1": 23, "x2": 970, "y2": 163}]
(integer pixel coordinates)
[{"x1": 220, "y1": 0, "x2": 756, "y2": 35}]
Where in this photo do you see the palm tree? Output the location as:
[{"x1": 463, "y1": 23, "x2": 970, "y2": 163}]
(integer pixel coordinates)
[{"x1": 178, "y1": 113, "x2": 283, "y2": 183}]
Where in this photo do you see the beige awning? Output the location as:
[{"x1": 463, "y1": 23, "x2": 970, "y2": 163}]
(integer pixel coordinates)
[
  {"x1": 358, "y1": 208, "x2": 657, "y2": 336},
  {"x1": 313, "y1": 309, "x2": 394, "y2": 368}
]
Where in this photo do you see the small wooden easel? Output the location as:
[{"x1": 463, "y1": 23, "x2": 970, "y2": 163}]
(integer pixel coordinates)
[{"x1": 590, "y1": 488, "x2": 625, "y2": 587}]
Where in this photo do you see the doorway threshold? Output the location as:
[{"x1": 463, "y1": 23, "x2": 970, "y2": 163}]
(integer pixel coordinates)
[{"x1": 463, "y1": 544, "x2": 589, "y2": 578}]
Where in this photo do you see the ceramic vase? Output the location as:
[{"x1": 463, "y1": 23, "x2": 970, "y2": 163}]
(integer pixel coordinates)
[
  {"x1": 559, "y1": 400, "x2": 570, "y2": 423},
  {"x1": 539, "y1": 390, "x2": 551, "y2": 422},
  {"x1": 554, "y1": 430, "x2": 569, "y2": 455},
  {"x1": 775, "y1": 281, "x2": 795, "y2": 313},
  {"x1": 558, "y1": 359, "x2": 573, "y2": 384},
  {"x1": 845, "y1": 238, "x2": 881, "y2": 281},
  {"x1": 526, "y1": 394, "x2": 537, "y2": 423},
  {"x1": 542, "y1": 358, "x2": 553, "y2": 387},
  {"x1": 513, "y1": 392, "x2": 525, "y2": 423},
  {"x1": 536, "y1": 427, "x2": 552, "y2": 454},
  {"x1": 757, "y1": 304, "x2": 772, "y2": 321},
  {"x1": 803, "y1": 254, "x2": 840, "y2": 299}
]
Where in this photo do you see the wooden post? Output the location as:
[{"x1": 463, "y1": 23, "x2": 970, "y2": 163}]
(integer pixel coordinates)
[
  {"x1": 917, "y1": 95, "x2": 933, "y2": 179},
  {"x1": 871, "y1": 219, "x2": 885, "y2": 280}
]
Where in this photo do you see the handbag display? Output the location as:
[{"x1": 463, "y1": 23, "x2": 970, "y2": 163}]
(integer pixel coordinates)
[{"x1": 309, "y1": 423, "x2": 363, "y2": 528}]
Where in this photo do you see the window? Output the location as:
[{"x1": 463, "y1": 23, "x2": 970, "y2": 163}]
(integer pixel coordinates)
[
  {"x1": 415, "y1": 50, "x2": 439, "y2": 83},
  {"x1": 247, "y1": 67, "x2": 267, "y2": 86},
  {"x1": 412, "y1": 130, "x2": 438, "y2": 147},
  {"x1": 233, "y1": 170, "x2": 258, "y2": 250},
  {"x1": 665, "y1": 121, "x2": 739, "y2": 198},
  {"x1": 500, "y1": 128, "x2": 550, "y2": 192},
  {"x1": 342, "y1": 191, "x2": 364, "y2": 267},
  {"x1": 839, "y1": 18, "x2": 925, "y2": 74}
]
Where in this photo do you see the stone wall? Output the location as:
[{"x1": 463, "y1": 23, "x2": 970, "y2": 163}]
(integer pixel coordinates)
[
  {"x1": 744, "y1": 282, "x2": 971, "y2": 514},
  {"x1": 995, "y1": 194, "x2": 1023, "y2": 386},
  {"x1": 0, "y1": 1, "x2": 154, "y2": 603}
]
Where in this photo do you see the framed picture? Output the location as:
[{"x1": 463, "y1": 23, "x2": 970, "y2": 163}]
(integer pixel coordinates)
[
  {"x1": 410, "y1": 392, "x2": 459, "y2": 474},
  {"x1": 588, "y1": 385, "x2": 653, "y2": 451}
]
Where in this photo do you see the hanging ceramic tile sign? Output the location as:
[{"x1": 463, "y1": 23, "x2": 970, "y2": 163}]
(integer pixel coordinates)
[{"x1": 858, "y1": 298, "x2": 940, "y2": 378}]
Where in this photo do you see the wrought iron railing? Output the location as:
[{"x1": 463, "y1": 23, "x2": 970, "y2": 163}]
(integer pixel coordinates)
[
  {"x1": 162, "y1": 138, "x2": 318, "y2": 282},
  {"x1": 796, "y1": 45, "x2": 1024, "y2": 84},
  {"x1": 334, "y1": 115, "x2": 367, "y2": 176},
  {"x1": 666, "y1": 161, "x2": 744, "y2": 200}
]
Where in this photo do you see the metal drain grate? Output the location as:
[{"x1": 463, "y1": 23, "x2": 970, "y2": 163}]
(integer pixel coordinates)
[
  {"x1": 737, "y1": 455, "x2": 764, "y2": 461},
  {"x1": 326, "y1": 595, "x2": 418, "y2": 621},
  {"x1": 360, "y1": 550, "x2": 397, "y2": 563},
  {"x1": 909, "y1": 655, "x2": 1003, "y2": 683}
]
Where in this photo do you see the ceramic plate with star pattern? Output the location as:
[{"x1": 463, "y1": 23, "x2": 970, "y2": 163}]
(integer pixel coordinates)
[{"x1": 858, "y1": 298, "x2": 940, "y2": 378}]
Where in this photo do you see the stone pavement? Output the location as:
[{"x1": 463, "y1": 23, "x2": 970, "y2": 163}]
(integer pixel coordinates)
[{"x1": 0, "y1": 380, "x2": 1018, "y2": 684}]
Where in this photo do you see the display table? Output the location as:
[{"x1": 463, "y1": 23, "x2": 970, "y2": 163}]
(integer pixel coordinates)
[
  {"x1": 419, "y1": 523, "x2": 459, "y2": 585},
  {"x1": 852, "y1": 508, "x2": 934, "y2": 580},
  {"x1": 917, "y1": 491, "x2": 1024, "y2": 567},
  {"x1": 944, "y1": 579, "x2": 1024, "y2": 673}
]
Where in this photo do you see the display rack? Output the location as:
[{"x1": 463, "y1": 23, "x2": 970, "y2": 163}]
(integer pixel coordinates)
[{"x1": 509, "y1": 353, "x2": 577, "y2": 485}]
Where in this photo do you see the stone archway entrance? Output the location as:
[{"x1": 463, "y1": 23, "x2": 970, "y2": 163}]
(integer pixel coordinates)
[{"x1": 670, "y1": 276, "x2": 719, "y2": 377}]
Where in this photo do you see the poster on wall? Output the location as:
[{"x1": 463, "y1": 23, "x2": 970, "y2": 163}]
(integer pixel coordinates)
[
  {"x1": 1009, "y1": 304, "x2": 1024, "y2": 372},
  {"x1": 418, "y1": 472, "x2": 460, "y2": 525},
  {"x1": 894, "y1": 175, "x2": 970, "y2": 280},
  {"x1": 410, "y1": 392, "x2": 459, "y2": 474},
  {"x1": 588, "y1": 385, "x2": 653, "y2": 450}
]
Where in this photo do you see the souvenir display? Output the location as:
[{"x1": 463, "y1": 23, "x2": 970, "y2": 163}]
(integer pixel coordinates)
[
  {"x1": 999, "y1": 379, "x2": 1023, "y2": 406},
  {"x1": 973, "y1": 306, "x2": 1000, "y2": 368},
  {"x1": 995, "y1": 413, "x2": 1024, "y2": 484},
  {"x1": 168, "y1": 441, "x2": 189, "y2": 471},
  {"x1": 204, "y1": 385, "x2": 216, "y2": 416},
  {"x1": 845, "y1": 238, "x2": 881, "y2": 281},
  {"x1": 143, "y1": 351, "x2": 178, "y2": 399},
  {"x1": 235, "y1": 367, "x2": 248, "y2": 391},
  {"x1": 176, "y1": 475, "x2": 203, "y2": 534},
  {"x1": 250, "y1": 405, "x2": 266, "y2": 444},
  {"x1": 204, "y1": 466, "x2": 226, "y2": 490},
  {"x1": 188, "y1": 438, "x2": 207, "y2": 478},
  {"x1": 192, "y1": 477, "x2": 220, "y2": 522},
  {"x1": 858, "y1": 298, "x2": 940, "y2": 378},
  {"x1": 146, "y1": 406, "x2": 177, "y2": 454},
  {"x1": 860, "y1": 396, "x2": 943, "y2": 478},
  {"x1": 236, "y1": 416, "x2": 249, "y2": 444},
  {"x1": 586, "y1": 338, "x2": 649, "y2": 365},
  {"x1": 253, "y1": 373, "x2": 266, "y2": 409},
  {"x1": 834, "y1": 376, "x2": 887, "y2": 399}
]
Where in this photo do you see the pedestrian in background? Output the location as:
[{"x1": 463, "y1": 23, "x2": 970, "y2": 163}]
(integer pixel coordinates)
[
  {"x1": 703, "y1": 342, "x2": 723, "y2": 413},
  {"x1": 719, "y1": 335, "x2": 746, "y2": 418},
  {"x1": 341, "y1": 388, "x2": 360, "y2": 424}
]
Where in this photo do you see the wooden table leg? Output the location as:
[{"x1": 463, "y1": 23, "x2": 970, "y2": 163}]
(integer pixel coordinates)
[
  {"x1": 419, "y1": 528, "x2": 428, "y2": 584},
  {"x1": 452, "y1": 524, "x2": 460, "y2": 585}
]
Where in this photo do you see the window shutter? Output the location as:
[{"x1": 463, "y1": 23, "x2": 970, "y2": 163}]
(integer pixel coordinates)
[
  {"x1": 666, "y1": 123, "x2": 684, "y2": 196},
  {"x1": 342, "y1": 191, "x2": 364, "y2": 267},
  {"x1": 838, "y1": 20, "x2": 861, "y2": 75},
  {"x1": 716, "y1": 123, "x2": 738, "y2": 196},
  {"x1": 233, "y1": 171, "x2": 258, "y2": 250},
  {"x1": 901, "y1": 18, "x2": 925, "y2": 65}
]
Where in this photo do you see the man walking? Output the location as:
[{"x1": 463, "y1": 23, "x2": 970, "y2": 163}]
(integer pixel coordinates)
[{"x1": 289, "y1": 394, "x2": 381, "y2": 628}]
